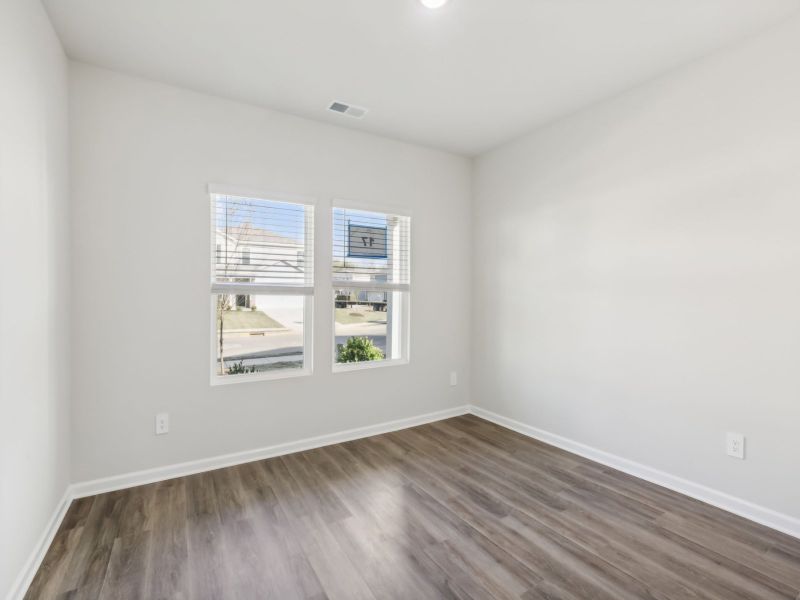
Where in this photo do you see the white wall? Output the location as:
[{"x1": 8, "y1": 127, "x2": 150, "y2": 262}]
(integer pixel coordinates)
[
  {"x1": 0, "y1": 0, "x2": 71, "y2": 597},
  {"x1": 473, "y1": 15, "x2": 800, "y2": 518},
  {"x1": 69, "y1": 63, "x2": 472, "y2": 482}
]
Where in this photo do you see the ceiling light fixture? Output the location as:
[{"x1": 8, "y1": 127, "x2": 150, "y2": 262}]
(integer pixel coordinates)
[{"x1": 420, "y1": 0, "x2": 449, "y2": 9}]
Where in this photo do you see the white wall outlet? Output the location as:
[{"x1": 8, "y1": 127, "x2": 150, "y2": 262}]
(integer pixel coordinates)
[
  {"x1": 450, "y1": 371, "x2": 458, "y2": 386},
  {"x1": 726, "y1": 432, "x2": 744, "y2": 459},
  {"x1": 155, "y1": 412, "x2": 170, "y2": 435}
]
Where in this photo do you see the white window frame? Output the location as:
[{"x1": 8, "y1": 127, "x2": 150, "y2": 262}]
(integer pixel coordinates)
[
  {"x1": 331, "y1": 200, "x2": 411, "y2": 373},
  {"x1": 209, "y1": 184, "x2": 315, "y2": 385}
]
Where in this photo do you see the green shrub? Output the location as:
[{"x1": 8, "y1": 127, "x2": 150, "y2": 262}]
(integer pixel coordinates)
[
  {"x1": 336, "y1": 336, "x2": 384, "y2": 363},
  {"x1": 228, "y1": 360, "x2": 255, "y2": 375}
]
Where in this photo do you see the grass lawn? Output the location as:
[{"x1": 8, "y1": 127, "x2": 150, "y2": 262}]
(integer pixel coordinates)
[
  {"x1": 335, "y1": 308, "x2": 387, "y2": 325},
  {"x1": 220, "y1": 310, "x2": 284, "y2": 330}
]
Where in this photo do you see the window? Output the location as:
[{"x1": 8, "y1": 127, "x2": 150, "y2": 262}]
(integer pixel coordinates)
[
  {"x1": 332, "y1": 205, "x2": 410, "y2": 370},
  {"x1": 210, "y1": 186, "x2": 313, "y2": 382}
]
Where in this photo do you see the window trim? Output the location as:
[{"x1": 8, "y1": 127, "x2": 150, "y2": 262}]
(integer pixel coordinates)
[
  {"x1": 330, "y1": 286, "x2": 411, "y2": 373},
  {"x1": 209, "y1": 184, "x2": 316, "y2": 385},
  {"x1": 208, "y1": 183, "x2": 316, "y2": 207},
  {"x1": 333, "y1": 196, "x2": 412, "y2": 217},
  {"x1": 209, "y1": 294, "x2": 314, "y2": 386},
  {"x1": 330, "y1": 201, "x2": 412, "y2": 373},
  {"x1": 332, "y1": 357, "x2": 409, "y2": 374}
]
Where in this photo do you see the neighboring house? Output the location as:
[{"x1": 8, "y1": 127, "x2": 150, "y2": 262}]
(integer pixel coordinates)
[
  {"x1": 335, "y1": 289, "x2": 388, "y2": 310},
  {"x1": 215, "y1": 223, "x2": 305, "y2": 307}
]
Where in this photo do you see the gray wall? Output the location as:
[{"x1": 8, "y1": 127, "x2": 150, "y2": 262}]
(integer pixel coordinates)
[
  {"x1": 472, "y1": 15, "x2": 800, "y2": 518},
  {"x1": 0, "y1": 0, "x2": 71, "y2": 596},
  {"x1": 68, "y1": 63, "x2": 472, "y2": 482}
]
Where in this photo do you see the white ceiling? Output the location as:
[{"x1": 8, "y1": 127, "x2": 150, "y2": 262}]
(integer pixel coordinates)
[{"x1": 43, "y1": 0, "x2": 800, "y2": 156}]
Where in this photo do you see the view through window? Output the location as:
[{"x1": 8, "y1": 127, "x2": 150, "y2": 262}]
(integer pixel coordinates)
[
  {"x1": 211, "y1": 190, "x2": 313, "y2": 380},
  {"x1": 332, "y1": 206, "x2": 410, "y2": 367}
]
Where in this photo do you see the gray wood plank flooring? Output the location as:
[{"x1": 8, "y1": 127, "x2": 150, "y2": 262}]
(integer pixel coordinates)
[{"x1": 24, "y1": 415, "x2": 800, "y2": 599}]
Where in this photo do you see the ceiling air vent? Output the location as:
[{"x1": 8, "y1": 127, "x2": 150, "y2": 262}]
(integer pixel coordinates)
[{"x1": 328, "y1": 101, "x2": 368, "y2": 119}]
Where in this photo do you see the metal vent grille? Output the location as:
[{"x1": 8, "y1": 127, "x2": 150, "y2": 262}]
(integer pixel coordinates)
[{"x1": 328, "y1": 101, "x2": 368, "y2": 119}]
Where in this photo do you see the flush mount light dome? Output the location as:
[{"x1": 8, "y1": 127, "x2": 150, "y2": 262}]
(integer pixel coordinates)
[{"x1": 420, "y1": 0, "x2": 449, "y2": 8}]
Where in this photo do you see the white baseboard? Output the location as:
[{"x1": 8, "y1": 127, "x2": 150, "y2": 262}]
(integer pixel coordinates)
[
  {"x1": 6, "y1": 488, "x2": 73, "y2": 600},
  {"x1": 9, "y1": 404, "x2": 469, "y2": 600},
  {"x1": 71, "y1": 405, "x2": 470, "y2": 498},
  {"x1": 11, "y1": 401, "x2": 799, "y2": 600},
  {"x1": 469, "y1": 405, "x2": 800, "y2": 540}
]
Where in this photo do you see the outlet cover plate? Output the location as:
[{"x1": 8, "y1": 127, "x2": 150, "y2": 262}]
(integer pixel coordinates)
[
  {"x1": 726, "y1": 431, "x2": 744, "y2": 459},
  {"x1": 156, "y1": 413, "x2": 170, "y2": 435}
]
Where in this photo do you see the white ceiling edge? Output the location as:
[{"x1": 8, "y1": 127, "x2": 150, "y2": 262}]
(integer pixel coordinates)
[
  {"x1": 43, "y1": 0, "x2": 800, "y2": 157},
  {"x1": 476, "y1": 9, "x2": 800, "y2": 158},
  {"x1": 66, "y1": 56, "x2": 473, "y2": 167}
]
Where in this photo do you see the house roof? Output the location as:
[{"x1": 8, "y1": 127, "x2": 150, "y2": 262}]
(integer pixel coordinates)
[{"x1": 219, "y1": 224, "x2": 301, "y2": 247}]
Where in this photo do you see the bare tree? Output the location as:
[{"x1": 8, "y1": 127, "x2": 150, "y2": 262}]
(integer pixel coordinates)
[
  {"x1": 216, "y1": 294, "x2": 233, "y2": 374},
  {"x1": 216, "y1": 202, "x2": 254, "y2": 374}
]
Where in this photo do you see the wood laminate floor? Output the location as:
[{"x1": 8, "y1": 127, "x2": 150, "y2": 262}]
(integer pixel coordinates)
[{"x1": 25, "y1": 415, "x2": 800, "y2": 599}]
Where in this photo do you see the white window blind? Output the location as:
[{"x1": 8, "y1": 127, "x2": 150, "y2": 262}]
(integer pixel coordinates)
[
  {"x1": 332, "y1": 207, "x2": 410, "y2": 291},
  {"x1": 212, "y1": 192, "x2": 314, "y2": 295}
]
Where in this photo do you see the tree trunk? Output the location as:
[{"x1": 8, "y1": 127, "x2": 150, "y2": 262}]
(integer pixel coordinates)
[{"x1": 218, "y1": 306, "x2": 225, "y2": 375}]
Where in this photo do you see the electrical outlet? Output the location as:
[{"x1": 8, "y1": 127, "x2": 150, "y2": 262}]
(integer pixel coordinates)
[
  {"x1": 726, "y1": 432, "x2": 744, "y2": 459},
  {"x1": 155, "y1": 413, "x2": 170, "y2": 435},
  {"x1": 450, "y1": 371, "x2": 458, "y2": 386}
]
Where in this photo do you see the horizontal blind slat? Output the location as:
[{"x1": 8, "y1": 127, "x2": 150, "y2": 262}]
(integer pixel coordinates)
[
  {"x1": 212, "y1": 193, "x2": 313, "y2": 289},
  {"x1": 212, "y1": 282, "x2": 314, "y2": 296},
  {"x1": 331, "y1": 207, "x2": 410, "y2": 288}
]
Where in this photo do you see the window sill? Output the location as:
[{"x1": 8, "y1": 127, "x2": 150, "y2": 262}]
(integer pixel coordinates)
[
  {"x1": 210, "y1": 367, "x2": 311, "y2": 386},
  {"x1": 332, "y1": 358, "x2": 409, "y2": 374}
]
